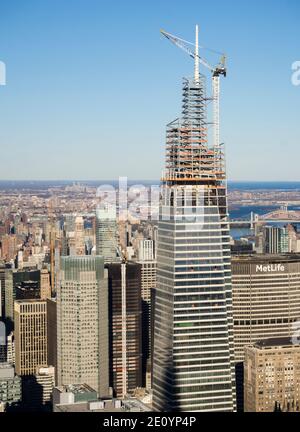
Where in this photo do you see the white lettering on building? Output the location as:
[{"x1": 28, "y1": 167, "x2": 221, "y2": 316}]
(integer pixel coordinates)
[{"x1": 256, "y1": 264, "x2": 285, "y2": 273}]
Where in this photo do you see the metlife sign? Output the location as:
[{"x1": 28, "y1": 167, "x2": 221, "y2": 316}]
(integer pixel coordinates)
[{"x1": 256, "y1": 264, "x2": 285, "y2": 273}]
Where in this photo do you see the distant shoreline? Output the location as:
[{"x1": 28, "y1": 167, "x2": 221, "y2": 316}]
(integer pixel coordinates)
[{"x1": 0, "y1": 180, "x2": 300, "y2": 191}]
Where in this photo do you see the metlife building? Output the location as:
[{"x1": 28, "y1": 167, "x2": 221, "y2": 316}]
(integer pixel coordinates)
[{"x1": 232, "y1": 254, "x2": 300, "y2": 363}]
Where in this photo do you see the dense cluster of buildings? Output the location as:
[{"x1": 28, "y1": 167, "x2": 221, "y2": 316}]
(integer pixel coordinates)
[
  {"x1": 2, "y1": 197, "x2": 300, "y2": 413},
  {"x1": 1, "y1": 26, "x2": 300, "y2": 414},
  {"x1": 0, "y1": 198, "x2": 158, "y2": 412}
]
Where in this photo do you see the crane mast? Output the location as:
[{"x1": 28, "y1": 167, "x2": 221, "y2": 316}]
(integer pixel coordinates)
[
  {"x1": 194, "y1": 24, "x2": 199, "y2": 83},
  {"x1": 160, "y1": 26, "x2": 226, "y2": 166},
  {"x1": 212, "y1": 75, "x2": 221, "y2": 173}
]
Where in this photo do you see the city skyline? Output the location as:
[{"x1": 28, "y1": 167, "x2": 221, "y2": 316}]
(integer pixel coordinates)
[
  {"x1": 0, "y1": 0, "x2": 299, "y2": 181},
  {"x1": 1, "y1": 2, "x2": 300, "y2": 419}
]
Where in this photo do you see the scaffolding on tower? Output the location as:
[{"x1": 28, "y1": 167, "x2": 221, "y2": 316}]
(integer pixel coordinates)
[{"x1": 160, "y1": 26, "x2": 227, "y2": 186}]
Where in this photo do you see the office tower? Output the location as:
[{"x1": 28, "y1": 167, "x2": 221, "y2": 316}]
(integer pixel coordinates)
[
  {"x1": 17, "y1": 251, "x2": 23, "y2": 270},
  {"x1": 40, "y1": 269, "x2": 51, "y2": 300},
  {"x1": 0, "y1": 363, "x2": 21, "y2": 410},
  {"x1": 107, "y1": 262, "x2": 142, "y2": 398},
  {"x1": 47, "y1": 298, "x2": 57, "y2": 379},
  {"x1": 125, "y1": 246, "x2": 135, "y2": 261},
  {"x1": 0, "y1": 323, "x2": 5, "y2": 363},
  {"x1": 15, "y1": 280, "x2": 40, "y2": 299},
  {"x1": 54, "y1": 245, "x2": 61, "y2": 294},
  {"x1": 62, "y1": 215, "x2": 77, "y2": 256},
  {"x1": 61, "y1": 216, "x2": 73, "y2": 256},
  {"x1": 231, "y1": 239, "x2": 254, "y2": 256},
  {"x1": 244, "y1": 338, "x2": 300, "y2": 412},
  {"x1": 232, "y1": 254, "x2": 300, "y2": 411},
  {"x1": 264, "y1": 226, "x2": 289, "y2": 254},
  {"x1": 0, "y1": 235, "x2": 17, "y2": 261},
  {"x1": 63, "y1": 214, "x2": 75, "y2": 234},
  {"x1": 4, "y1": 270, "x2": 14, "y2": 330},
  {"x1": 61, "y1": 230, "x2": 68, "y2": 257},
  {"x1": 4, "y1": 269, "x2": 47, "y2": 304},
  {"x1": 0, "y1": 262, "x2": 5, "y2": 318},
  {"x1": 33, "y1": 226, "x2": 43, "y2": 247},
  {"x1": 118, "y1": 222, "x2": 128, "y2": 252},
  {"x1": 254, "y1": 232, "x2": 264, "y2": 254},
  {"x1": 6, "y1": 332, "x2": 15, "y2": 366},
  {"x1": 127, "y1": 224, "x2": 133, "y2": 246},
  {"x1": 232, "y1": 255, "x2": 300, "y2": 363},
  {"x1": 74, "y1": 216, "x2": 85, "y2": 256},
  {"x1": 153, "y1": 226, "x2": 158, "y2": 257},
  {"x1": 67, "y1": 234, "x2": 76, "y2": 256},
  {"x1": 264, "y1": 226, "x2": 280, "y2": 254},
  {"x1": 138, "y1": 239, "x2": 155, "y2": 261},
  {"x1": 14, "y1": 300, "x2": 47, "y2": 376},
  {"x1": 280, "y1": 227, "x2": 289, "y2": 253},
  {"x1": 137, "y1": 240, "x2": 157, "y2": 388},
  {"x1": 284, "y1": 224, "x2": 300, "y2": 253},
  {"x1": 4, "y1": 269, "x2": 42, "y2": 331},
  {"x1": 152, "y1": 27, "x2": 236, "y2": 412},
  {"x1": 132, "y1": 231, "x2": 144, "y2": 253},
  {"x1": 95, "y1": 205, "x2": 118, "y2": 263},
  {"x1": 140, "y1": 260, "x2": 157, "y2": 388},
  {"x1": 57, "y1": 256, "x2": 109, "y2": 397}
]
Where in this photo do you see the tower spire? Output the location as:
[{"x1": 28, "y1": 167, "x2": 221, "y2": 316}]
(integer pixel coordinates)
[{"x1": 194, "y1": 24, "x2": 199, "y2": 82}]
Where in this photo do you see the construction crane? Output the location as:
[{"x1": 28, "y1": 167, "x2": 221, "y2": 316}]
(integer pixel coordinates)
[{"x1": 160, "y1": 25, "x2": 227, "y2": 157}]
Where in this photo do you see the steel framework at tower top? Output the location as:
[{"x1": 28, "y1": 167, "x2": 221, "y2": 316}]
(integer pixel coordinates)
[{"x1": 160, "y1": 26, "x2": 227, "y2": 185}]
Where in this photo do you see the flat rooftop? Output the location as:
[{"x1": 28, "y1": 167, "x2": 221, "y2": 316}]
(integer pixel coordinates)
[
  {"x1": 55, "y1": 398, "x2": 152, "y2": 413},
  {"x1": 0, "y1": 363, "x2": 14, "y2": 369},
  {"x1": 254, "y1": 337, "x2": 297, "y2": 348},
  {"x1": 232, "y1": 254, "x2": 300, "y2": 264},
  {"x1": 55, "y1": 402, "x2": 123, "y2": 413},
  {"x1": 15, "y1": 299, "x2": 46, "y2": 304},
  {"x1": 55, "y1": 384, "x2": 96, "y2": 395}
]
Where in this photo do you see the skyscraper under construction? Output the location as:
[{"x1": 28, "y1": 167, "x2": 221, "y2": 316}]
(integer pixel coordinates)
[{"x1": 152, "y1": 26, "x2": 236, "y2": 412}]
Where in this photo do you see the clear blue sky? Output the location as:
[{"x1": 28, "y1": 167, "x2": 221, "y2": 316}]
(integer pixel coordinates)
[{"x1": 0, "y1": 0, "x2": 299, "y2": 181}]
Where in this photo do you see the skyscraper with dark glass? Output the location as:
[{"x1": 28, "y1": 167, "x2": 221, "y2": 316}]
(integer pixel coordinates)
[
  {"x1": 107, "y1": 262, "x2": 142, "y2": 398},
  {"x1": 152, "y1": 27, "x2": 236, "y2": 412}
]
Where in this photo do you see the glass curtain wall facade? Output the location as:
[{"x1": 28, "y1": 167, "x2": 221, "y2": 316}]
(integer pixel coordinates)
[
  {"x1": 152, "y1": 72, "x2": 236, "y2": 412},
  {"x1": 95, "y1": 206, "x2": 118, "y2": 264},
  {"x1": 57, "y1": 256, "x2": 109, "y2": 398}
]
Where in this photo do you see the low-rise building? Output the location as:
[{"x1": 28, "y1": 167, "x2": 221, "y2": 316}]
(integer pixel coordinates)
[
  {"x1": 0, "y1": 363, "x2": 21, "y2": 410},
  {"x1": 52, "y1": 384, "x2": 152, "y2": 412}
]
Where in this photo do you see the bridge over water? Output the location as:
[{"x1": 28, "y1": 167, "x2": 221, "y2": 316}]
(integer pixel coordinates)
[{"x1": 229, "y1": 210, "x2": 300, "y2": 228}]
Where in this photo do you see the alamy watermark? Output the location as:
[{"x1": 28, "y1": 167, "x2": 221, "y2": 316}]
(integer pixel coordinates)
[
  {"x1": 0, "y1": 61, "x2": 6, "y2": 86},
  {"x1": 96, "y1": 177, "x2": 206, "y2": 227},
  {"x1": 291, "y1": 61, "x2": 300, "y2": 86}
]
